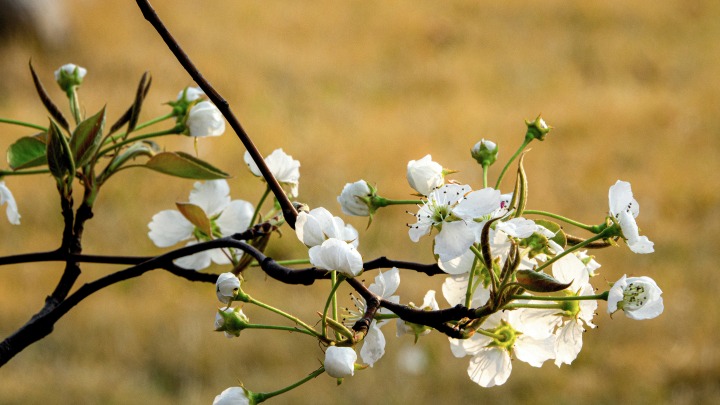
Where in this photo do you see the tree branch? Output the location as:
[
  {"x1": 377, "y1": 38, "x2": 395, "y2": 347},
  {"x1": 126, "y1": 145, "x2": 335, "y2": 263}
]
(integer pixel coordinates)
[{"x1": 134, "y1": 0, "x2": 298, "y2": 228}]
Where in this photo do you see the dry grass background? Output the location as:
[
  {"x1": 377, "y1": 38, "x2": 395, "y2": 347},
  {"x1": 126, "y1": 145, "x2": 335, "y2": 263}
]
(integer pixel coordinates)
[{"x1": 0, "y1": 0, "x2": 718, "y2": 404}]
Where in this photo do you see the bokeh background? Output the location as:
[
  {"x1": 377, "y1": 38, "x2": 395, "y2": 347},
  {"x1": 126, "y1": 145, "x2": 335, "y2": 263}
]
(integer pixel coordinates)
[{"x1": 1, "y1": 0, "x2": 718, "y2": 404}]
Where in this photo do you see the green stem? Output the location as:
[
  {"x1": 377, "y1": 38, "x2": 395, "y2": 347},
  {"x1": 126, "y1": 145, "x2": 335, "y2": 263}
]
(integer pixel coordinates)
[
  {"x1": 68, "y1": 87, "x2": 82, "y2": 125},
  {"x1": 503, "y1": 302, "x2": 563, "y2": 310},
  {"x1": 105, "y1": 112, "x2": 175, "y2": 144},
  {"x1": 244, "y1": 323, "x2": 318, "y2": 337},
  {"x1": 375, "y1": 197, "x2": 424, "y2": 206},
  {"x1": 482, "y1": 164, "x2": 489, "y2": 189},
  {"x1": 322, "y1": 273, "x2": 346, "y2": 339},
  {"x1": 254, "y1": 367, "x2": 326, "y2": 403},
  {"x1": 96, "y1": 127, "x2": 180, "y2": 158},
  {"x1": 465, "y1": 253, "x2": 480, "y2": 308},
  {"x1": 248, "y1": 296, "x2": 321, "y2": 339},
  {"x1": 251, "y1": 186, "x2": 271, "y2": 226},
  {"x1": 510, "y1": 291, "x2": 609, "y2": 302},
  {"x1": 495, "y1": 138, "x2": 532, "y2": 190},
  {"x1": 0, "y1": 168, "x2": 50, "y2": 177},
  {"x1": 475, "y1": 329, "x2": 505, "y2": 340},
  {"x1": 0, "y1": 118, "x2": 47, "y2": 132},
  {"x1": 470, "y1": 245, "x2": 497, "y2": 291},
  {"x1": 523, "y1": 209, "x2": 595, "y2": 232},
  {"x1": 533, "y1": 229, "x2": 613, "y2": 274}
]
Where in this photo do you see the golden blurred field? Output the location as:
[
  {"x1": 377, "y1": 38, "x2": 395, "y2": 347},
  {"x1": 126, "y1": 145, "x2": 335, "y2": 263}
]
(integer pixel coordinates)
[{"x1": 1, "y1": 0, "x2": 719, "y2": 403}]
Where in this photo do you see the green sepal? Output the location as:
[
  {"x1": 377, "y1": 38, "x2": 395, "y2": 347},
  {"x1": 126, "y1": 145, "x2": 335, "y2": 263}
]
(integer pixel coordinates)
[
  {"x1": 144, "y1": 151, "x2": 229, "y2": 179},
  {"x1": 7, "y1": 133, "x2": 48, "y2": 170},
  {"x1": 533, "y1": 219, "x2": 567, "y2": 249},
  {"x1": 70, "y1": 106, "x2": 106, "y2": 167},
  {"x1": 515, "y1": 269, "x2": 571, "y2": 292}
]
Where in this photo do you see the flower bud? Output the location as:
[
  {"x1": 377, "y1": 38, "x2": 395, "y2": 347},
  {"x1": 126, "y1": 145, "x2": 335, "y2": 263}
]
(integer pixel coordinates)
[
  {"x1": 187, "y1": 101, "x2": 225, "y2": 137},
  {"x1": 215, "y1": 307, "x2": 250, "y2": 338},
  {"x1": 216, "y1": 272, "x2": 241, "y2": 304},
  {"x1": 324, "y1": 346, "x2": 357, "y2": 378},
  {"x1": 471, "y1": 139, "x2": 498, "y2": 166},
  {"x1": 337, "y1": 180, "x2": 375, "y2": 217},
  {"x1": 213, "y1": 386, "x2": 256, "y2": 405},
  {"x1": 176, "y1": 86, "x2": 205, "y2": 103},
  {"x1": 524, "y1": 115, "x2": 551, "y2": 141},
  {"x1": 407, "y1": 155, "x2": 444, "y2": 196},
  {"x1": 54, "y1": 63, "x2": 87, "y2": 92}
]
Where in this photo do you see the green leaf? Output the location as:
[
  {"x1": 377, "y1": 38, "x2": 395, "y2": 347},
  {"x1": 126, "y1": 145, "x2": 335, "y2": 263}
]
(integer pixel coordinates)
[
  {"x1": 106, "y1": 142, "x2": 154, "y2": 174},
  {"x1": 515, "y1": 270, "x2": 572, "y2": 293},
  {"x1": 534, "y1": 219, "x2": 567, "y2": 249},
  {"x1": 176, "y1": 202, "x2": 212, "y2": 237},
  {"x1": 145, "y1": 151, "x2": 229, "y2": 179},
  {"x1": 70, "y1": 106, "x2": 106, "y2": 167},
  {"x1": 7, "y1": 134, "x2": 48, "y2": 170},
  {"x1": 46, "y1": 120, "x2": 75, "y2": 180}
]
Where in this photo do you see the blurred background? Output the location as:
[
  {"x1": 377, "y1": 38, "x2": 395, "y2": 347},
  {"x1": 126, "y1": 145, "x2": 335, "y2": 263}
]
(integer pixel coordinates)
[{"x1": 0, "y1": 0, "x2": 718, "y2": 403}]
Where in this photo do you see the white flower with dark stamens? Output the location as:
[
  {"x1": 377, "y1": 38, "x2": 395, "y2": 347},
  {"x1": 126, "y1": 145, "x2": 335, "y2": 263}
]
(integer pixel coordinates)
[
  {"x1": 324, "y1": 346, "x2": 357, "y2": 378},
  {"x1": 608, "y1": 275, "x2": 663, "y2": 320},
  {"x1": 406, "y1": 154, "x2": 445, "y2": 196},
  {"x1": 148, "y1": 180, "x2": 254, "y2": 271},
  {"x1": 187, "y1": 101, "x2": 225, "y2": 137},
  {"x1": 308, "y1": 238, "x2": 363, "y2": 277},
  {"x1": 295, "y1": 207, "x2": 358, "y2": 248},
  {"x1": 337, "y1": 180, "x2": 373, "y2": 217},
  {"x1": 244, "y1": 149, "x2": 300, "y2": 198},
  {"x1": 609, "y1": 180, "x2": 654, "y2": 254},
  {"x1": 450, "y1": 310, "x2": 555, "y2": 387},
  {"x1": 344, "y1": 268, "x2": 400, "y2": 367},
  {"x1": 408, "y1": 184, "x2": 500, "y2": 262},
  {"x1": 0, "y1": 181, "x2": 20, "y2": 225},
  {"x1": 216, "y1": 272, "x2": 241, "y2": 304}
]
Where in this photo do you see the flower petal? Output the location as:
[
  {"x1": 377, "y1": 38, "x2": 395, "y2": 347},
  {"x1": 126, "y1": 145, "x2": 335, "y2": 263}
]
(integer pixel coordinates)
[
  {"x1": 467, "y1": 347, "x2": 512, "y2": 387},
  {"x1": 148, "y1": 210, "x2": 193, "y2": 247},
  {"x1": 216, "y1": 200, "x2": 255, "y2": 236},
  {"x1": 360, "y1": 321, "x2": 386, "y2": 366},
  {"x1": 189, "y1": 179, "x2": 230, "y2": 217}
]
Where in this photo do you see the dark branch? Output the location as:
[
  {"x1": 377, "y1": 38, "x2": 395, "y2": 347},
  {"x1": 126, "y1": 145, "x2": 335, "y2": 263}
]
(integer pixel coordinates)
[{"x1": 134, "y1": 0, "x2": 298, "y2": 228}]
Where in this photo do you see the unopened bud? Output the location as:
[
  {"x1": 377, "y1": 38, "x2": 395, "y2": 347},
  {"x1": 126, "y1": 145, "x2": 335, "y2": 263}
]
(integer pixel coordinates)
[{"x1": 471, "y1": 139, "x2": 498, "y2": 166}]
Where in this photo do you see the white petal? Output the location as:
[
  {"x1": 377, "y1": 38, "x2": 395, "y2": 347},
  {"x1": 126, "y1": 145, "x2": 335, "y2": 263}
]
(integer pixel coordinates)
[
  {"x1": 213, "y1": 387, "x2": 250, "y2": 405},
  {"x1": 309, "y1": 238, "x2": 363, "y2": 277},
  {"x1": 628, "y1": 235, "x2": 654, "y2": 254},
  {"x1": 368, "y1": 267, "x2": 400, "y2": 298},
  {"x1": 438, "y1": 249, "x2": 476, "y2": 275},
  {"x1": 188, "y1": 180, "x2": 230, "y2": 217},
  {"x1": 552, "y1": 253, "x2": 589, "y2": 292},
  {"x1": 216, "y1": 200, "x2": 255, "y2": 236},
  {"x1": 453, "y1": 188, "x2": 501, "y2": 219},
  {"x1": 554, "y1": 321, "x2": 583, "y2": 366},
  {"x1": 243, "y1": 150, "x2": 262, "y2": 177},
  {"x1": 496, "y1": 217, "x2": 538, "y2": 239},
  {"x1": 467, "y1": 347, "x2": 512, "y2": 387},
  {"x1": 442, "y1": 274, "x2": 490, "y2": 307},
  {"x1": 608, "y1": 180, "x2": 639, "y2": 217},
  {"x1": 514, "y1": 334, "x2": 556, "y2": 367},
  {"x1": 324, "y1": 346, "x2": 357, "y2": 378},
  {"x1": 607, "y1": 275, "x2": 628, "y2": 314},
  {"x1": 173, "y1": 242, "x2": 212, "y2": 271},
  {"x1": 360, "y1": 321, "x2": 386, "y2": 366},
  {"x1": 434, "y1": 221, "x2": 476, "y2": 262},
  {"x1": 0, "y1": 181, "x2": 20, "y2": 225},
  {"x1": 148, "y1": 210, "x2": 193, "y2": 247}
]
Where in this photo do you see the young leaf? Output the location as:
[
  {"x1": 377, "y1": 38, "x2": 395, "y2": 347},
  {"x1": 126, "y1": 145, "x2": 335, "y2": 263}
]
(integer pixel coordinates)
[
  {"x1": 46, "y1": 120, "x2": 75, "y2": 180},
  {"x1": 108, "y1": 72, "x2": 152, "y2": 136},
  {"x1": 29, "y1": 61, "x2": 70, "y2": 132},
  {"x1": 145, "y1": 151, "x2": 229, "y2": 179},
  {"x1": 7, "y1": 134, "x2": 48, "y2": 170},
  {"x1": 105, "y1": 142, "x2": 155, "y2": 174},
  {"x1": 70, "y1": 106, "x2": 106, "y2": 167},
  {"x1": 515, "y1": 269, "x2": 572, "y2": 293},
  {"x1": 176, "y1": 202, "x2": 212, "y2": 237}
]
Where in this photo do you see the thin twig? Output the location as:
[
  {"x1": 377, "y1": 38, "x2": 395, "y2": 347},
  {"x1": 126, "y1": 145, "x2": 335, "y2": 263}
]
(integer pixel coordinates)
[{"x1": 134, "y1": 0, "x2": 298, "y2": 228}]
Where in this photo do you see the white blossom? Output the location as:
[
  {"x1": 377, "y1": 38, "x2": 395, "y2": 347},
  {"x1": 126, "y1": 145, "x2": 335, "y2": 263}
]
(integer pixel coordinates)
[
  {"x1": 308, "y1": 238, "x2": 363, "y2": 277},
  {"x1": 406, "y1": 154, "x2": 444, "y2": 196},
  {"x1": 295, "y1": 207, "x2": 358, "y2": 248},
  {"x1": 216, "y1": 272, "x2": 241, "y2": 304},
  {"x1": 324, "y1": 346, "x2": 357, "y2": 378},
  {"x1": 244, "y1": 149, "x2": 300, "y2": 197},
  {"x1": 608, "y1": 275, "x2": 663, "y2": 320},
  {"x1": 212, "y1": 387, "x2": 252, "y2": 405},
  {"x1": 187, "y1": 101, "x2": 225, "y2": 137},
  {"x1": 176, "y1": 86, "x2": 205, "y2": 102},
  {"x1": 0, "y1": 181, "x2": 20, "y2": 225},
  {"x1": 609, "y1": 180, "x2": 654, "y2": 254},
  {"x1": 337, "y1": 180, "x2": 372, "y2": 216},
  {"x1": 352, "y1": 268, "x2": 400, "y2": 367},
  {"x1": 148, "y1": 180, "x2": 254, "y2": 271}
]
